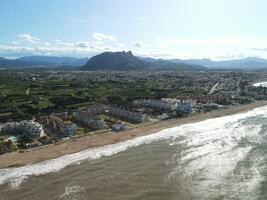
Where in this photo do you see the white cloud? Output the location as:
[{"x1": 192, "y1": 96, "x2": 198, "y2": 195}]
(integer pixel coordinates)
[
  {"x1": 56, "y1": 41, "x2": 74, "y2": 47},
  {"x1": 250, "y1": 47, "x2": 267, "y2": 52},
  {"x1": 43, "y1": 42, "x2": 51, "y2": 47},
  {"x1": 12, "y1": 41, "x2": 20, "y2": 45},
  {"x1": 92, "y1": 41, "x2": 105, "y2": 46},
  {"x1": 148, "y1": 50, "x2": 174, "y2": 59},
  {"x1": 17, "y1": 34, "x2": 40, "y2": 43},
  {"x1": 74, "y1": 41, "x2": 92, "y2": 48},
  {"x1": 0, "y1": 38, "x2": 124, "y2": 57},
  {"x1": 92, "y1": 33, "x2": 117, "y2": 42},
  {"x1": 4, "y1": 34, "x2": 267, "y2": 60},
  {"x1": 134, "y1": 41, "x2": 142, "y2": 48},
  {"x1": 211, "y1": 53, "x2": 245, "y2": 60},
  {"x1": 117, "y1": 42, "x2": 124, "y2": 48}
]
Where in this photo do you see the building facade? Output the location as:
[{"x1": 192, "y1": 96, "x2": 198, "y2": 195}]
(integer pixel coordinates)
[
  {"x1": 46, "y1": 115, "x2": 78, "y2": 136},
  {"x1": 73, "y1": 111, "x2": 107, "y2": 130},
  {"x1": 0, "y1": 120, "x2": 44, "y2": 138},
  {"x1": 108, "y1": 107, "x2": 145, "y2": 123}
]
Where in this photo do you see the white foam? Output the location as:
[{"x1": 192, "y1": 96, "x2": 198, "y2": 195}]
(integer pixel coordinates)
[
  {"x1": 59, "y1": 184, "x2": 87, "y2": 200},
  {"x1": 0, "y1": 105, "x2": 267, "y2": 189}
]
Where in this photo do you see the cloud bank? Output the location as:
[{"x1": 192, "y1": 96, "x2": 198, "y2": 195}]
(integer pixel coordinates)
[
  {"x1": 1, "y1": 34, "x2": 267, "y2": 60},
  {"x1": 17, "y1": 34, "x2": 40, "y2": 43},
  {"x1": 92, "y1": 33, "x2": 117, "y2": 42}
]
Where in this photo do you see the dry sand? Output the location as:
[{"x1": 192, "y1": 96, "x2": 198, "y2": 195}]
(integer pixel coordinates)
[{"x1": 0, "y1": 101, "x2": 266, "y2": 169}]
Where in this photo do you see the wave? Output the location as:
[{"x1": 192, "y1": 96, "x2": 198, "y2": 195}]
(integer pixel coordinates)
[
  {"x1": 59, "y1": 184, "x2": 87, "y2": 200},
  {"x1": 1, "y1": 105, "x2": 267, "y2": 189}
]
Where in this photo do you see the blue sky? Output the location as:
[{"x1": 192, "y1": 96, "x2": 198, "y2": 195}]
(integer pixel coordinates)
[{"x1": 1, "y1": 0, "x2": 267, "y2": 60}]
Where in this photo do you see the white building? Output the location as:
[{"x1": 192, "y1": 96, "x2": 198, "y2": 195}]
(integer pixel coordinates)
[
  {"x1": 134, "y1": 98, "x2": 193, "y2": 114},
  {"x1": 0, "y1": 120, "x2": 44, "y2": 138},
  {"x1": 133, "y1": 99, "x2": 176, "y2": 111}
]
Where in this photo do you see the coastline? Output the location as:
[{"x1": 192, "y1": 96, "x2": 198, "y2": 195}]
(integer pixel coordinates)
[{"x1": 0, "y1": 101, "x2": 267, "y2": 169}]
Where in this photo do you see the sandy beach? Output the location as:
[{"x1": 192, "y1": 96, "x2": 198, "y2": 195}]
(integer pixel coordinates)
[{"x1": 0, "y1": 101, "x2": 266, "y2": 169}]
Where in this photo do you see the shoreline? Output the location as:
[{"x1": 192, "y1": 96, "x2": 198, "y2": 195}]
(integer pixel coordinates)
[{"x1": 0, "y1": 101, "x2": 267, "y2": 169}]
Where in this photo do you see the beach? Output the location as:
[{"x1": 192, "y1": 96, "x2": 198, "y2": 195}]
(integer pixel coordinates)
[{"x1": 0, "y1": 101, "x2": 266, "y2": 169}]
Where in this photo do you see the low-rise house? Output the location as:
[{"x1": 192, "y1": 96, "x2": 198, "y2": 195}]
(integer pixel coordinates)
[
  {"x1": 176, "y1": 101, "x2": 193, "y2": 114},
  {"x1": 0, "y1": 93, "x2": 7, "y2": 100},
  {"x1": 157, "y1": 113, "x2": 169, "y2": 120},
  {"x1": 26, "y1": 140, "x2": 42, "y2": 149},
  {"x1": 231, "y1": 95, "x2": 254, "y2": 104},
  {"x1": 111, "y1": 124, "x2": 126, "y2": 132}
]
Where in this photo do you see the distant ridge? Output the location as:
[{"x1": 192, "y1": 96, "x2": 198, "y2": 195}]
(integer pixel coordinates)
[
  {"x1": 1, "y1": 53, "x2": 267, "y2": 70},
  {"x1": 17, "y1": 56, "x2": 88, "y2": 66},
  {"x1": 0, "y1": 56, "x2": 88, "y2": 69},
  {"x1": 82, "y1": 51, "x2": 205, "y2": 71},
  {"x1": 167, "y1": 57, "x2": 267, "y2": 69}
]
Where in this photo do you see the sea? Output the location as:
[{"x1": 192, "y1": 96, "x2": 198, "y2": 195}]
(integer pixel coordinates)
[{"x1": 1, "y1": 105, "x2": 267, "y2": 200}]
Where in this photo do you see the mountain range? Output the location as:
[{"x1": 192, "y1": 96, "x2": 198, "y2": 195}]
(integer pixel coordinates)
[
  {"x1": 81, "y1": 51, "x2": 205, "y2": 71},
  {"x1": 0, "y1": 56, "x2": 88, "y2": 69},
  {"x1": 1, "y1": 52, "x2": 267, "y2": 70},
  {"x1": 141, "y1": 57, "x2": 267, "y2": 69}
]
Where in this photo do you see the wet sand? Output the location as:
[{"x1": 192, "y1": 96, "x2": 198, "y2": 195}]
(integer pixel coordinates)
[{"x1": 0, "y1": 101, "x2": 266, "y2": 169}]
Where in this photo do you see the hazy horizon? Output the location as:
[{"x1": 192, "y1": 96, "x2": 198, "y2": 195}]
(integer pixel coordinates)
[{"x1": 2, "y1": 52, "x2": 267, "y2": 62}]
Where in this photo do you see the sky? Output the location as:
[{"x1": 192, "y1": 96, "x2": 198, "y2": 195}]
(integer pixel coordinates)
[{"x1": 1, "y1": 0, "x2": 267, "y2": 60}]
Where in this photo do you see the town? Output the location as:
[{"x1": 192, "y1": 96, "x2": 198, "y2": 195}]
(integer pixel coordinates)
[{"x1": 1, "y1": 69, "x2": 267, "y2": 154}]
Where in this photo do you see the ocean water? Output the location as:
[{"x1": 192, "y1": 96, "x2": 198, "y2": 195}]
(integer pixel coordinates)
[{"x1": 1, "y1": 106, "x2": 267, "y2": 200}]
